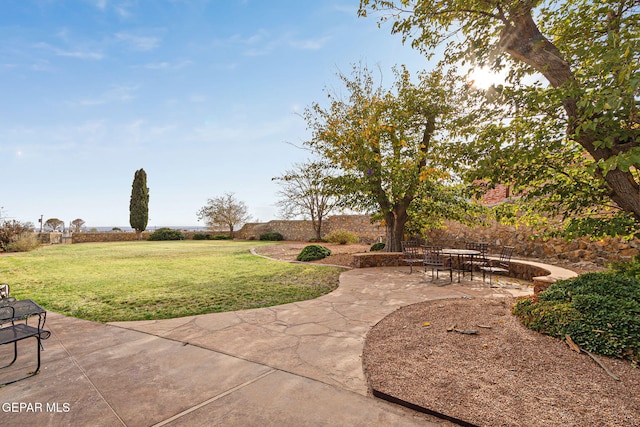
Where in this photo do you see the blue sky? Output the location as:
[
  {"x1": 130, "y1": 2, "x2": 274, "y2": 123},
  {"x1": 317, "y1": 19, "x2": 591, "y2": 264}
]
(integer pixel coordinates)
[{"x1": 1, "y1": 0, "x2": 432, "y2": 229}]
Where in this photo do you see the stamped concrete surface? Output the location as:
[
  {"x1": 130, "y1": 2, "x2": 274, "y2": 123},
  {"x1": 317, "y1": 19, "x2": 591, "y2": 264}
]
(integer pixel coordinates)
[{"x1": 0, "y1": 267, "x2": 534, "y2": 426}]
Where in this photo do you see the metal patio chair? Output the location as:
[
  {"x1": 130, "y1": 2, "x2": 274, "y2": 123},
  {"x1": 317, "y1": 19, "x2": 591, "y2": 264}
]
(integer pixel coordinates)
[
  {"x1": 463, "y1": 242, "x2": 490, "y2": 273},
  {"x1": 423, "y1": 246, "x2": 452, "y2": 283},
  {"x1": 480, "y1": 246, "x2": 515, "y2": 285},
  {"x1": 401, "y1": 241, "x2": 423, "y2": 274}
]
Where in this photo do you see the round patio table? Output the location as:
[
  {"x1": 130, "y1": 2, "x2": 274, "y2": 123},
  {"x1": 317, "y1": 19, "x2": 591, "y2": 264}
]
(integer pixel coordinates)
[{"x1": 441, "y1": 248, "x2": 481, "y2": 282}]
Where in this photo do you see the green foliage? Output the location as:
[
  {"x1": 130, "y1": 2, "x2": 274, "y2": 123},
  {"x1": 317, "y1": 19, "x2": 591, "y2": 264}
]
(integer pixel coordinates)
[
  {"x1": 129, "y1": 168, "x2": 149, "y2": 234},
  {"x1": 359, "y1": 0, "x2": 640, "y2": 238},
  {"x1": 0, "y1": 220, "x2": 36, "y2": 252},
  {"x1": 212, "y1": 234, "x2": 231, "y2": 240},
  {"x1": 370, "y1": 242, "x2": 385, "y2": 251},
  {"x1": 513, "y1": 273, "x2": 640, "y2": 362},
  {"x1": 610, "y1": 254, "x2": 640, "y2": 279},
  {"x1": 296, "y1": 244, "x2": 332, "y2": 262},
  {"x1": 192, "y1": 233, "x2": 231, "y2": 240},
  {"x1": 148, "y1": 228, "x2": 185, "y2": 241},
  {"x1": 259, "y1": 232, "x2": 284, "y2": 241},
  {"x1": 325, "y1": 230, "x2": 359, "y2": 245}
]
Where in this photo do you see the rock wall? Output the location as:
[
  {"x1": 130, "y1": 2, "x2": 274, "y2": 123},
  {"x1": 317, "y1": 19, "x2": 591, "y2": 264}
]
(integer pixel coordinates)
[
  {"x1": 423, "y1": 221, "x2": 638, "y2": 266},
  {"x1": 71, "y1": 232, "x2": 151, "y2": 243},
  {"x1": 235, "y1": 215, "x2": 385, "y2": 243}
]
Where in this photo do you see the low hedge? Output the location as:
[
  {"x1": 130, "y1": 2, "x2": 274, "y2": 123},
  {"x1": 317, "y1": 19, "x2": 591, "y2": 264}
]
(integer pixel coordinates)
[
  {"x1": 193, "y1": 233, "x2": 231, "y2": 240},
  {"x1": 513, "y1": 272, "x2": 640, "y2": 363},
  {"x1": 296, "y1": 244, "x2": 331, "y2": 262},
  {"x1": 260, "y1": 232, "x2": 284, "y2": 241},
  {"x1": 370, "y1": 242, "x2": 385, "y2": 251},
  {"x1": 148, "y1": 228, "x2": 185, "y2": 241}
]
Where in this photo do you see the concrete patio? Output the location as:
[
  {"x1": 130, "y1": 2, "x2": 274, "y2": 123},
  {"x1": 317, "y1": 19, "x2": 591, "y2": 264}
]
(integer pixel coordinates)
[{"x1": 0, "y1": 264, "x2": 559, "y2": 426}]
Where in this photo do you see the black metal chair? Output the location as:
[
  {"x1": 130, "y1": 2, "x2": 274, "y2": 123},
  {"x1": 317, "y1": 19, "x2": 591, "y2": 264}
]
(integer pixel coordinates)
[
  {"x1": 422, "y1": 246, "x2": 452, "y2": 283},
  {"x1": 480, "y1": 246, "x2": 515, "y2": 285},
  {"x1": 401, "y1": 241, "x2": 424, "y2": 274},
  {"x1": 0, "y1": 284, "x2": 9, "y2": 299},
  {"x1": 464, "y1": 242, "x2": 490, "y2": 274}
]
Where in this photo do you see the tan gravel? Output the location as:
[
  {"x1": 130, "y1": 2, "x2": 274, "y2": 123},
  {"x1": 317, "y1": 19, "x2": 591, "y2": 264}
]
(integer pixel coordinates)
[{"x1": 363, "y1": 297, "x2": 640, "y2": 427}]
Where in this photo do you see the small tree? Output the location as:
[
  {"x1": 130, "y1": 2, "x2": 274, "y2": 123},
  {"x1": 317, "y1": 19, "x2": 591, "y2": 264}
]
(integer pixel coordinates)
[
  {"x1": 71, "y1": 218, "x2": 85, "y2": 233},
  {"x1": 273, "y1": 161, "x2": 343, "y2": 240},
  {"x1": 44, "y1": 218, "x2": 64, "y2": 232},
  {"x1": 196, "y1": 192, "x2": 251, "y2": 238},
  {"x1": 129, "y1": 168, "x2": 149, "y2": 240}
]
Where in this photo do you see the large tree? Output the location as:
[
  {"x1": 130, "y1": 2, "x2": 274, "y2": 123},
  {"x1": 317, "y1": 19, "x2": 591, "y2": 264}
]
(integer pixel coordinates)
[
  {"x1": 129, "y1": 168, "x2": 149, "y2": 240},
  {"x1": 44, "y1": 218, "x2": 64, "y2": 232},
  {"x1": 196, "y1": 192, "x2": 251, "y2": 238},
  {"x1": 71, "y1": 218, "x2": 85, "y2": 233},
  {"x1": 359, "y1": 0, "x2": 639, "y2": 235},
  {"x1": 273, "y1": 161, "x2": 344, "y2": 240},
  {"x1": 304, "y1": 65, "x2": 468, "y2": 252}
]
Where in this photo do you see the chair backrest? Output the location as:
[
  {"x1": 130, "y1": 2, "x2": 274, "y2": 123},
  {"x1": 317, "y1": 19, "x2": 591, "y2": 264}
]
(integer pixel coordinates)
[
  {"x1": 401, "y1": 241, "x2": 421, "y2": 259},
  {"x1": 422, "y1": 246, "x2": 445, "y2": 266},
  {"x1": 498, "y1": 246, "x2": 515, "y2": 269},
  {"x1": 466, "y1": 242, "x2": 489, "y2": 257}
]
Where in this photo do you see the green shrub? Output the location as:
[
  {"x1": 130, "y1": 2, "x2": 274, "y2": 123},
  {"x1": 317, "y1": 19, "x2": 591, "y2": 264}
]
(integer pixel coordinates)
[
  {"x1": 325, "y1": 230, "x2": 359, "y2": 245},
  {"x1": 513, "y1": 272, "x2": 640, "y2": 362},
  {"x1": 370, "y1": 242, "x2": 385, "y2": 251},
  {"x1": 212, "y1": 234, "x2": 231, "y2": 240},
  {"x1": 260, "y1": 232, "x2": 284, "y2": 241},
  {"x1": 193, "y1": 233, "x2": 211, "y2": 240},
  {"x1": 610, "y1": 253, "x2": 640, "y2": 279},
  {"x1": 296, "y1": 244, "x2": 331, "y2": 262},
  {"x1": 148, "y1": 228, "x2": 185, "y2": 241},
  {"x1": 4, "y1": 232, "x2": 41, "y2": 252}
]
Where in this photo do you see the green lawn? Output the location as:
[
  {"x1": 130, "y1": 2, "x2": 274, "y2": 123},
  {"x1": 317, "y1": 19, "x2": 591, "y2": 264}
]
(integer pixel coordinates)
[{"x1": 0, "y1": 241, "x2": 344, "y2": 322}]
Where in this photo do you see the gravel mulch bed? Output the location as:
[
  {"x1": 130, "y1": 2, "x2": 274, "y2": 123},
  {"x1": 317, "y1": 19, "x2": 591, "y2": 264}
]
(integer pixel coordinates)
[{"x1": 363, "y1": 298, "x2": 640, "y2": 427}]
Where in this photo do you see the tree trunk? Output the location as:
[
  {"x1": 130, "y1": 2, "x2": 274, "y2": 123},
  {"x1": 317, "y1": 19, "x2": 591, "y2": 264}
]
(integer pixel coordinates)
[
  {"x1": 228, "y1": 224, "x2": 234, "y2": 239},
  {"x1": 385, "y1": 208, "x2": 410, "y2": 252},
  {"x1": 499, "y1": 10, "x2": 640, "y2": 222},
  {"x1": 135, "y1": 230, "x2": 142, "y2": 241},
  {"x1": 314, "y1": 216, "x2": 323, "y2": 240}
]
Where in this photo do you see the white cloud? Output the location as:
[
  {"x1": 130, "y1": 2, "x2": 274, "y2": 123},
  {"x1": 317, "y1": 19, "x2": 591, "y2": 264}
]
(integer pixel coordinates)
[
  {"x1": 34, "y1": 42, "x2": 104, "y2": 60},
  {"x1": 216, "y1": 30, "x2": 330, "y2": 56},
  {"x1": 68, "y1": 85, "x2": 139, "y2": 107},
  {"x1": 115, "y1": 32, "x2": 161, "y2": 51},
  {"x1": 289, "y1": 35, "x2": 331, "y2": 51},
  {"x1": 135, "y1": 60, "x2": 193, "y2": 70}
]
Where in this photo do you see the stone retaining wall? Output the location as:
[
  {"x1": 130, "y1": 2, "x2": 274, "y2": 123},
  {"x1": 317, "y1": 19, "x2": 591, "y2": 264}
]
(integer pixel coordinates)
[
  {"x1": 235, "y1": 215, "x2": 385, "y2": 243},
  {"x1": 423, "y1": 221, "x2": 638, "y2": 266},
  {"x1": 71, "y1": 232, "x2": 151, "y2": 243}
]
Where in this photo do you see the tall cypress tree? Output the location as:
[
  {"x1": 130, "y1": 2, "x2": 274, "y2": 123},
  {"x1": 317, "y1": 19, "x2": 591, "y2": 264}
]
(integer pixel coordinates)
[{"x1": 129, "y1": 168, "x2": 149, "y2": 240}]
